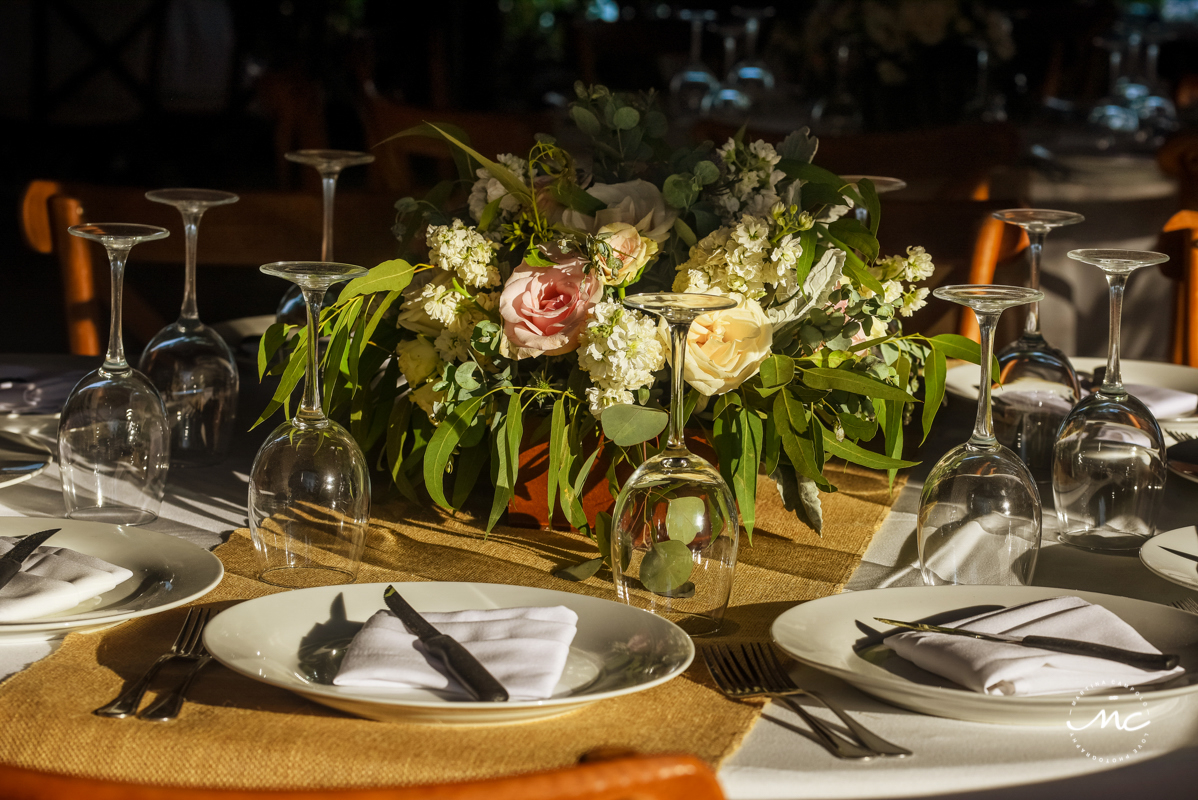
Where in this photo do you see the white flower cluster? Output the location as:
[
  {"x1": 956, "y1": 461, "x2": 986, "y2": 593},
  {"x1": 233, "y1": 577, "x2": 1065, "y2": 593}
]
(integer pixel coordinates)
[
  {"x1": 673, "y1": 211, "x2": 802, "y2": 302},
  {"x1": 714, "y1": 138, "x2": 786, "y2": 222},
  {"x1": 467, "y1": 153, "x2": 529, "y2": 226},
  {"x1": 399, "y1": 271, "x2": 499, "y2": 364},
  {"x1": 863, "y1": 246, "x2": 935, "y2": 317},
  {"x1": 426, "y1": 219, "x2": 500, "y2": 289},
  {"x1": 577, "y1": 301, "x2": 665, "y2": 416}
]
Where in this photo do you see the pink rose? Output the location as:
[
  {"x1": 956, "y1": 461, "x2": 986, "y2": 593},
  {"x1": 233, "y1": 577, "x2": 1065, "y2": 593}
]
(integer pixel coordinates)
[{"x1": 499, "y1": 256, "x2": 603, "y2": 359}]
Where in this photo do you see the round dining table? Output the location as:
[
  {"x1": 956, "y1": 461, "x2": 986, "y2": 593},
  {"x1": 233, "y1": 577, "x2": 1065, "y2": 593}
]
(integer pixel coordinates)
[{"x1": 0, "y1": 352, "x2": 1196, "y2": 799}]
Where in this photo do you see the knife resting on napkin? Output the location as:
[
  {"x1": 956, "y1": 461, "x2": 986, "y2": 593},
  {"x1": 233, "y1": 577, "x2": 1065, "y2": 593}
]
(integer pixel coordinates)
[
  {"x1": 333, "y1": 589, "x2": 578, "y2": 701},
  {"x1": 882, "y1": 596, "x2": 1186, "y2": 696},
  {"x1": 0, "y1": 533, "x2": 133, "y2": 622}
]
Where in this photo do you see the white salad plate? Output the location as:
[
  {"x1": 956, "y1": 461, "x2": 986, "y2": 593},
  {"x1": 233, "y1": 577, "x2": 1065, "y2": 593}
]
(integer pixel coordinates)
[
  {"x1": 771, "y1": 585, "x2": 1198, "y2": 725},
  {"x1": 945, "y1": 357, "x2": 1198, "y2": 420},
  {"x1": 203, "y1": 582, "x2": 694, "y2": 726},
  {"x1": 0, "y1": 517, "x2": 224, "y2": 642},
  {"x1": 1140, "y1": 527, "x2": 1198, "y2": 592}
]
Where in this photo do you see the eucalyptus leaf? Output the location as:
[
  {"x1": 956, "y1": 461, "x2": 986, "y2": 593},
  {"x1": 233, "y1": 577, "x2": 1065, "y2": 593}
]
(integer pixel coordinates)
[
  {"x1": 601, "y1": 403, "x2": 668, "y2": 446},
  {"x1": 553, "y1": 557, "x2": 604, "y2": 582},
  {"x1": 673, "y1": 216, "x2": 697, "y2": 247},
  {"x1": 777, "y1": 127, "x2": 819, "y2": 164},
  {"x1": 640, "y1": 540, "x2": 694, "y2": 595},
  {"x1": 857, "y1": 178, "x2": 881, "y2": 235},
  {"x1": 341, "y1": 259, "x2": 415, "y2": 300},
  {"x1": 595, "y1": 510, "x2": 612, "y2": 563},
  {"x1": 570, "y1": 105, "x2": 601, "y2": 137},
  {"x1": 818, "y1": 421, "x2": 918, "y2": 470},
  {"x1": 257, "y1": 322, "x2": 289, "y2": 380},
  {"x1": 801, "y1": 367, "x2": 915, "y2": 403},
  {"x1": 423, "y1": 395, "x2": 485, "y2": 510},
  {"x1": 693, "y1": 160, "x2": 720, "y2": 184},
  {"x1": 613, "y1": 106, "x2": 640, "y2": 130},
  {"x1": 665, "y1": 496, "x2": 705, "y2": 545},
  {"x1": 758, "y1": 354, "x2": 795, "y2": 388},
  {"x1": 921, "y1": 342, "x2": 947, "y2": 445},
  {"x1": 771, "y1": 464, "x2": 824, "y2": 535}
]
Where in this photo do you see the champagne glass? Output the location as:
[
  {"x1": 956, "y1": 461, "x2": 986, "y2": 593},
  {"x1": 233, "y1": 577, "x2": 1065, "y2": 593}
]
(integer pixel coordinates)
[
  {"x1": 276, "y1": 150, "x2": 376, "y2": 325},
  {"x1": 919, "y1": 286, "x2": 1044, "y2": 586},
  {"x1": 138, "y1": 189, "x2": 240, "y2": 468},
  {"x1": 611, "y1": 293, "x2": 739, "y2": 636},
  {"x1": 1053, "y1": 250, "x2": 1169, "y2": 552},
  {"x1": 251, "y1": 261, "x2": 370, "y2": 587},
  {"x1": 990, "y1": 209, "x2": 1085, "y2": 484},
  {"x1": 811, "y1": 42, "x2": 863, "y2": 136},
  {"x1": 669, "y1": 10, "x2": 720, "y2": 114},
  {"x1": 58, "y1": 224, "x2": 172, "y2": 524}
]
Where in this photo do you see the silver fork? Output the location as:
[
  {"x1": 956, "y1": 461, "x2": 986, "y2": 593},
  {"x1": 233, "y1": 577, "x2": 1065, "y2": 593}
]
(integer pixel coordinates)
[
  {"x1": 1166, "y1": 429, "x2": 1195, "y2": 442},
  {"x1": 139, "y1": 639, "x2": 212, "y2": 722},
  {"x1": 1171, "y1": 597, "x2": 1198, "y2": 614},
  {"x1": 93, "y1": 607, "x2": 211, "y2": 718},
  {"x1": 706, "y1": 643, "x2": 911, "y2": 759}
]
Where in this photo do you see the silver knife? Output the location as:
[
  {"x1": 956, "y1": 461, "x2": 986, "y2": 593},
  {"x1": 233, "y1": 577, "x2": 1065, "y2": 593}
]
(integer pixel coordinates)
[
  {"x1": 876, "y1": 617, "x2": 1180, "y2": 672},
  {"x1": 382, "y1": 586, "x2": 509, "y2": 702},
  {"x1": 1159, "y1": 546, "x2": 1198, "y2": 565},
  {"x1": 0, "y1": 528, "x2": 62, "y2": 591}
]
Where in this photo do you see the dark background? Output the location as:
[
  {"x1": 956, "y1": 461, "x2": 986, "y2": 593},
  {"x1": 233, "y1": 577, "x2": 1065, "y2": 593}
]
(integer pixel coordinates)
[{"x1": 2, "y1": 0, "x2": 1195, "y2": 353}]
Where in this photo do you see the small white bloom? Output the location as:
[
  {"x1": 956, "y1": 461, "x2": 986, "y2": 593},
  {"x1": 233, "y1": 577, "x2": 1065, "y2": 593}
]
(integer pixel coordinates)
[
  {"x1": 899, "y1": 286, "x2": 930, "y2": 317},
  {"x1": 425, "y1": 219, "x2": 500, "y2": 289}
]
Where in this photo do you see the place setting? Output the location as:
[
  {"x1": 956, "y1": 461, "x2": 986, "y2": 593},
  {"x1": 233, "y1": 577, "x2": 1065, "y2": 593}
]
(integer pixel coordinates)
[{"x1": 4, "y1": 53, "x2": 1198, "y2": 797}]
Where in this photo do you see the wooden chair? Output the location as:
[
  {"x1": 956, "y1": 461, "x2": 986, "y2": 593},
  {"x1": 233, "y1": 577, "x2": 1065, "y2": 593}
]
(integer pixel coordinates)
[
  {"x1": 21, "y1": 180, "x2": 402, "y2": 356},
  {"x1": 1158, "y1": 131, "x2": 1198, "y2": 212},
  {"x1": 1160, "y1": 210, "x2": 1198, "y2": 367},
  {"x1": 0, "y1": 752, "x2": 724, "y2": 800},
  {"x1": 690, "y1": 121, "x2": 1023, "y2": 202},
  {"x1": 357, "y1": 88, "x2": 556, "y2": 194},
  {"x1": 876, "y1": 199, "x2": 1028, "y2": 343}
]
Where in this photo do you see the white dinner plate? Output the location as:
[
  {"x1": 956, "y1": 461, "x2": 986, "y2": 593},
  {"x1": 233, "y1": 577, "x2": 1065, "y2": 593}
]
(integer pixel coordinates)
[
  {"x1": 204, "y1": 582, "x2": 694, "y2": 726},
  {"x1": 1140, "y1": 527, "x2": 1198, "y2": 592},
  {"x1": 0, "y1": 432, "x2": 51, "y2": 489},
  {"x1": 0, "y1": 517, "x2": 224, "y2": 642},
  {"x1": 771, "y1": 585, "x2": 1198, "y2": 725},
  {"x1": 946, "y1": 357, "x2": 1198, "y2": 421}
]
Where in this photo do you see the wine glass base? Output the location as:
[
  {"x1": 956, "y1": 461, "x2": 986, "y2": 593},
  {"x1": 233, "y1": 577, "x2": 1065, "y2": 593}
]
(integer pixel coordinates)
[
  {"x1": 258, "y1": 565, "x2": 357, "y2": 589},
  {"x1": 67, "y1": 506, "x2": 158, "y2": 526},
  {"x1": 1056, "y1": 529, "x2": 1147, "y2": 553},
  {"x1": 671, "y1": 612, "x2": 723, "y2": 637}
]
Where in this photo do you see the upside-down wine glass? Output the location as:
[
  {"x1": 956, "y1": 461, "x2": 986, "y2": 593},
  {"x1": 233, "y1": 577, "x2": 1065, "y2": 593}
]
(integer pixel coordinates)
[
  {"x1": 701, "y1": 23, "x2": 752, "y2": 116},
  {"x1": 990, "y1": 209, "x2": 1085, "y2": 483},
  {"x1": 612, "y1": 293, "x2": 739, "y2": 636},
  {"x1": 138, "y1": 189, "x2": 240, "y2": 468},
  {"x1": 1052, "y1": 249, "x2": 1169, "y2": 552},
  {"x1": 919, "y1": 286, "x2": 1044, "y2": 586},
  {"x1": 727, "y1": 6, "x2": 776, "y2": 108},
  {"x1": 276, "y1": 150, "x2": 376, "y2": 326},
  {"x1": 58, "y1": 224, "x2": 172, "y2": 525},
  {"x1": 842, "y1": 175, "x2": 906, "y2": 228},
  {"x1": 669, "y1": 9, "x2": 720, "y2": 114},
  {"x1": 251, "y1": 261, "x2": 371, "y2": 587}
]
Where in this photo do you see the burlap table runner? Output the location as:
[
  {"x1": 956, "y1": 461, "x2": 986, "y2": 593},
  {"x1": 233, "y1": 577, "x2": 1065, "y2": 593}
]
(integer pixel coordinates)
[{"x1": 0, "y1": 465, "x2": 904, "y2": 789}]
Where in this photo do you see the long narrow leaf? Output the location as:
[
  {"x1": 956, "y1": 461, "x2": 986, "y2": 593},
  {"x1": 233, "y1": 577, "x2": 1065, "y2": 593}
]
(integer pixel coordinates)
[
  {"x1": 424, "y1": 395, "x2": 486, "y2": 510},
  {"x1": 921, "y1": 342, "x2": 947, "y2": 444},
  {"x1": 800, "y1": 367, "x2": 915, "y2": 403}
]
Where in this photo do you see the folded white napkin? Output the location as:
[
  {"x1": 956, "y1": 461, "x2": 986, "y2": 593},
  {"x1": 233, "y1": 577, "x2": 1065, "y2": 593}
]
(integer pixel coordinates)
[
  {"x1": 0, "y1": 537, "x2": 133, "y2": 622},
  {"x1": 334, "y1": 606, "x2": 579, "y2": 700},
  {"x1": 1125, "y1": 383, "x2": 1198, "y2": 420},
  {"x1": 884, "y1": 596, "x2": 1185, "y2": 696}
]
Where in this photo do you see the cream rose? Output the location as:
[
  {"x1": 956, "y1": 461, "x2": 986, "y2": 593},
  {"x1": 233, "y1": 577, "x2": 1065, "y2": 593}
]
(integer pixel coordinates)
[
  {"x1": 395, "y1": 337, "x2": 440, "y2": 387},
  {"x1": 560, "y1": 179, "x2": 678, "y2": 242},
  {"x1": 595, "y1": 222, "x2": 658, "y2": 286},
  {"x1": 672, "y1": 299, "x2": 773, "y2": 396}
]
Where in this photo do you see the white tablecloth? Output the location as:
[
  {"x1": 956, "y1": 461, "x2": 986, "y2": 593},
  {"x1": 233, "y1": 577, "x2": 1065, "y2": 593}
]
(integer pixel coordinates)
[{"x1": 1, "y1": 366, "x2": 1197, "y2": 798}]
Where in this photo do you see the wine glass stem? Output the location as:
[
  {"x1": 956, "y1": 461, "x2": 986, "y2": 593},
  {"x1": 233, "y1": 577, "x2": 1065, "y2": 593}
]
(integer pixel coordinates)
[
  {"x1": 1024, "y1": 232, "x2": 1044, "y2": 337},
  {"x1": 689, "y1": 18, "x2": 703, "y2": 63},
  {"x1": 103, "y1": 245, "x2": 131, "y2": 372},
  {"x1": 744, "y1": 18, "x2": 759, "y2": 59},
  {"x1": 297, "y1": 286, "x2": 328, "y2": 426},
  {"x1": 320, "y1": 171, "x2": 340, "y2": 262},
  {"x1": 971, "y1": 311, "x2": 1001, "y2": 445},
  {"x1": 180, "y1": 209, "x2": 202, "y2": 321},
  {"x1": 1103, "y1": 273, "x2": 1127, "y2": 393},
  {"x1": 722, "y1": 35, "x2": 737, "y2": 75},
  {"x1": 667, "y1": 319, "x2": 691, "y2": 452}
]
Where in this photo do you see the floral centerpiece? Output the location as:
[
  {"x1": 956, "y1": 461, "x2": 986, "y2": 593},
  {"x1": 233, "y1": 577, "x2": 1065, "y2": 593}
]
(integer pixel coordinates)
[{"x1": 256, "y1": 83, "x2": 980, "y2": 573}]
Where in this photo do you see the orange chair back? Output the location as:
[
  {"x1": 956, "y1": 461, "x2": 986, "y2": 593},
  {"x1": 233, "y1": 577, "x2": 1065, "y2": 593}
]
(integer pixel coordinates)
[
  {"x1": 1161, "y1": 210, "x2": 1198, "y2": 366},
  {"x1": 0, "y1": 753, "x2": 724, "y2": 800}
]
